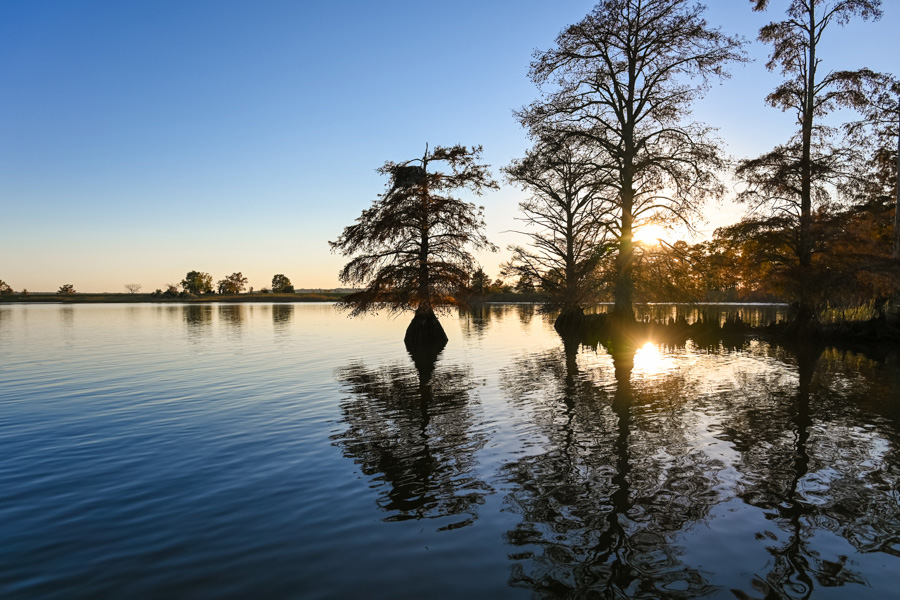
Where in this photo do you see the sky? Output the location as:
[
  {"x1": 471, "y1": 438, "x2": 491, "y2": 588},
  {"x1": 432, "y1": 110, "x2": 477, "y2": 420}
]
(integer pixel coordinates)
[{"x1": 1, "y1": 0, "x2": 897, "y2": 293}]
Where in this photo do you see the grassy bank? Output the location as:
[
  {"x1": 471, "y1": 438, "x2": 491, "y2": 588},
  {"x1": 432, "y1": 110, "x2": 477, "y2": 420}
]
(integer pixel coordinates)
[{"x1": 0, "y1": 292, "x2": 348, "y2": 304}]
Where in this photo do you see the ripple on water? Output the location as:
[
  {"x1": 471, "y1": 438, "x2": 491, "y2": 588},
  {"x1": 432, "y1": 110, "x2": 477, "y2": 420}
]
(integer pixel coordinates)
[{"x1": 1, "y1": 303, "x2": 899, "y2": 599}]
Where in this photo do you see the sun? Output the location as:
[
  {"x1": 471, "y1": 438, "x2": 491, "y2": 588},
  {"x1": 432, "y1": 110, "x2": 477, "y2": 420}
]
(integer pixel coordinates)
[{"x1": 633, "y1": 224, "x2": 669, "y2": 246}]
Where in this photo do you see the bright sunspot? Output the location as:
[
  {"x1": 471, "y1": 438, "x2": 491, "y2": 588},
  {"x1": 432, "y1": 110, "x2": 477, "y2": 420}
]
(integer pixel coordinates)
[
  {"x1": 633, "y1": 224, "x2": 669, "y2": 246},
  {"x1": 632, "y1": 341, "x2": 667, "y2": 376}
]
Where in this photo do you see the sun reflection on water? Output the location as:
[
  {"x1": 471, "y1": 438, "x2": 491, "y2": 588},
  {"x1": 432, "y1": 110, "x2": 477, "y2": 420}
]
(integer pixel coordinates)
[{"x1": 632, "y1": 341, "x2": 672, "y2": 377}]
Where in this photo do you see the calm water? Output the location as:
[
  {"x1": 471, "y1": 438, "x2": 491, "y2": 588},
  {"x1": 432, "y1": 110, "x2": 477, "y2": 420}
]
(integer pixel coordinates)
[{"x1": 1, "y1": 303, "x2": 898, "y2": 599}]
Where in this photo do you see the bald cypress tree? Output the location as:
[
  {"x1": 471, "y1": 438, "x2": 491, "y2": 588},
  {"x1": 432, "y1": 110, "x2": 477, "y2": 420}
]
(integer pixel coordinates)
[
  {"x1": 736, "y1": 0, "x2": 883, "y2": 334},
  {"x1": 504, "y1": 133, "x2": 610, "y2": 331},
  {"x1": 330, "y1": 144, "x2": 497, "y2": 346}
]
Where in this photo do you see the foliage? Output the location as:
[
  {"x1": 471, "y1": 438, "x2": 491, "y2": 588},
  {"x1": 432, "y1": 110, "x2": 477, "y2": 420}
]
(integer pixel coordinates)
[
  {"x1": 124, "y1": 283, "x2": 142, "y2": 294},
  {"x1": 737, "y1": 0, "x2": 884, "y2": 322},
  {"x1": 709, "y1": 195, "x2": 899, "y2": 309},
  {"x1": 217, "y1": 272, "x2": 248, "y2": 295},
  {"x1": 514, "y1": 274, "x2": 537, "y2": 294},
  {"x1": 519, "y1": 0, "x2": 746, "y2": 319},
  {"x1": 57, "y1": 284, "x2": 75, "y2": 295},
  {"x1": 0, "y1": 280, "x2": 12, "y2": 296},
  {"x1": 181, "y1": 271, "x2": 213, "y2": 295},
  {"x1": 271, "y1": 274, "x2": 294, "y2": 294},
  {"x1": 330, "y1": 144, "x2": 498, "y2": 316},
  {"x1": 833, "y1": 68, "x2": 899, "y2": 258},
  {"x1": 469, "y1": 268, "x2": 489, "y2": 296}
]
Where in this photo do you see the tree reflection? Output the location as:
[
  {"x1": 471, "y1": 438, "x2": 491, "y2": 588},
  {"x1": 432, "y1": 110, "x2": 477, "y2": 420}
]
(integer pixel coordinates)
[
  {"x1": 458, "y1": 303, "x2": 496, "y2": 338},
  {"x1": 271, "y1": 304, "x2": 294, "y2": 328},
  {"x1": 716, "y1": 345, "x2": 896, "y2": 598},
  {"x1": 183, "y1": 305, "x2": 213, "y2": 328},
  {"x1": 218, "y1": 304, "x2": 245, "y2": 328},
  {"x1": 332, "y1": 344, "x2": 491, "y2": 530},
  {"x1": 515, "y1": 303, "x2": 536, "y2": 325},
  {"x1": 500, "y1": 337, "x2": 720, "y2": 598}
]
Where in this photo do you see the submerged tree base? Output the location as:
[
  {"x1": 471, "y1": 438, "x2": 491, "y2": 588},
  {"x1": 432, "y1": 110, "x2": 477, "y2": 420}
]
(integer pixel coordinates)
[
  {"x1": 404, "y1": 309, "x2": 449, "y2": 348},
  {"x1": 553, "y1": 309, "x2": 586, "y2": 335}
]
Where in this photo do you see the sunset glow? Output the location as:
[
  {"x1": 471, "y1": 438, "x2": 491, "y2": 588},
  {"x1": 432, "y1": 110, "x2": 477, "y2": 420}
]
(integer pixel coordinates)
[
  {"x1": 632, "y1": 341, "x2": 666, "y2": 376},
  {"x1": 633, "y1": 224, "x2": 669, "y2": 246}
]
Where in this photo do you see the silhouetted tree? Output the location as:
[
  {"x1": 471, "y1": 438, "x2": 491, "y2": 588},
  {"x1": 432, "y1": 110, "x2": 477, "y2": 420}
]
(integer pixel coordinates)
[
  {"x1": 737, "y1": 0, "x2": 883, "y2": 332},
  {"x1": 271, "y1": 273, "x2": 294, "y2": 293},
  {"x1": 217, "y1": 272, "x2": 248, "y2": 295},
  {"x1": 834, "y1": 68, "x2": 899, "y2": 259},
  {"x1": 519, "y1": 0, "x2": 745, "y2": 322},
  {"x1": 124, "y1": 283, "x2": 142, "y2": 294},
  {"x1": 330, "y1": 144, "x2": 497, "y2": 346},
  {"x1": 180, "y1": 271, "x2": 213, "y2": 295},
  {"x1": 469, "y1": 267, "x2": 489, "y2": 297},
  {"x1": 0, "y1": 280, "x2": 12, "y2": 296},
  {"x1": 503, "y1": 134, "x2": 609, "y2": 329},
  {"x1": 57, "y1": 284, "x2": 75, "y2": 295}
]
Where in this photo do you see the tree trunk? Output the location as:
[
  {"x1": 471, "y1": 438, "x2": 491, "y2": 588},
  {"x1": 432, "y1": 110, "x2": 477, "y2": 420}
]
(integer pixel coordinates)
[
  {"x1": 404, "y1": 306, "x2": 448, "y2": 348},
  {"x1": 894, "y1": 117, "x2": 899, "y2": 260},
  {"x1": 613, "y1": 120, "x2": 637, "y2": 324},
  {"x1": 614, "y1": 206, "x2": 635, "y2": 323},
  {"x1": 795, "y1": 4, "x2": 818, "y2": 333}
]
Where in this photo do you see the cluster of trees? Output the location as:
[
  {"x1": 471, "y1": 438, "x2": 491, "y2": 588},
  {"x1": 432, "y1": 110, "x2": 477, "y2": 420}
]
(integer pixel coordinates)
[
  {"x1": 333, "y1": 0, "x2": 898, "y2": 343},
  {"x1": 0, "y1": 273, "x2": 297, "y2": 298},
  {"x1": 0, "y1": 280, "x2": 30, "y2": 295},
  {"x1": 153, "y1": 272, "x2": 295, "y2": 297}
]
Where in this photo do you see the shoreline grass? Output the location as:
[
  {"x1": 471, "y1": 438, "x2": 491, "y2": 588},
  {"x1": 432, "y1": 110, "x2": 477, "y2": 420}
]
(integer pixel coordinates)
[{"x1": 0, "y1": 292, "x2": 348, "y2": 304}]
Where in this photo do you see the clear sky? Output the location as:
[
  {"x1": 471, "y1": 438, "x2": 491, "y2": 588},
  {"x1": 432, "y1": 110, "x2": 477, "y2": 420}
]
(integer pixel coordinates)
[{"x1": 1, "y1": 0, "x2": 897, "y2": 292}]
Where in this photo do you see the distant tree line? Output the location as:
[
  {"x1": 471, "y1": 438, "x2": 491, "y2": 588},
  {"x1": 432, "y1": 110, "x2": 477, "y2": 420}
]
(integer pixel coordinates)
[
  {"x1": 0, "y1": 272, "x2": 305, "y2": 299},
  {"x1": 146, "y1": 272, "x2": 297, "y2": 297}
]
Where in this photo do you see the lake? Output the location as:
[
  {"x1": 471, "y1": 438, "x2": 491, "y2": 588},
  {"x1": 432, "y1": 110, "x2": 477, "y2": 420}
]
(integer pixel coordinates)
[{"x1": 1, "y1": 303, "x2": 898, "y2": 599}]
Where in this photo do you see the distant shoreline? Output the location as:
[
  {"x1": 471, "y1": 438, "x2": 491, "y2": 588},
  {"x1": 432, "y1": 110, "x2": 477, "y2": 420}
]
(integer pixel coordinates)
[{"x1": 0, "y1": 292, "x2": 348, "y2": 304}]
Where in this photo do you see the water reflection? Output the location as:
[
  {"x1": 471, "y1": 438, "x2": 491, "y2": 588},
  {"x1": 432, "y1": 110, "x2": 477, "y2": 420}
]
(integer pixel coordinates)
[
  {"x1": 218, "y1": 304, "x2": 245, "y2": 328},
  {"x1": 588, "y1": 303, "x2": 789, "y2": 327},
  {"x1": 459, "y1": 303, "x2": 526, "y2": 339},
  {"x1": 516, "y1": 304, "x2": 536, "y2": 325},
  {"x1": 183, "y1": 304, "x2": 213, "y2": 328},
  {"x1": 718, "y1": 347, "x2": 900, "y2": 597},
  {"x1": 2, "y1": 304, "x2": 899, "y2": 598},
  {"x1": 501, "y1": 340, "x2": 718, "y2": 598},
  {"x1": 332, "y1": 347, "x2": 492, "y2": 530},
  {"x1": 272, "y1": 304, "x2": 294, "y2": 328},
  {"x1": 501, "y1": 336, "x2": 900, "y2": 598}
]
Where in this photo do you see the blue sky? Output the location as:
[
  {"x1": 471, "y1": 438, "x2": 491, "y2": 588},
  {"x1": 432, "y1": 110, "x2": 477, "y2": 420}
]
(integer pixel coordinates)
[{"x1": 1, "y1": 0, "x2": 897, "y2": 292}]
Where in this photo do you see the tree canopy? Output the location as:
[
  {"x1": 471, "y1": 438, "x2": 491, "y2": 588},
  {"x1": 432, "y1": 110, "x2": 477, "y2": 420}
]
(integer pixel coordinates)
[
  {"x1": 181, "y1": 271, "x2": 213, "y2": 295},
  {"x1": 330, "y1": 144, "x2": 498, "y2": 322},
  {"x1": 218, "y1": 272, "x2": 248, "y2": 295},
  {"x1": 271, "y1": 274, "x2": 294, "y2": 294}
]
